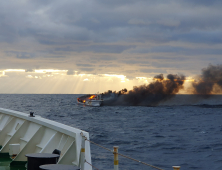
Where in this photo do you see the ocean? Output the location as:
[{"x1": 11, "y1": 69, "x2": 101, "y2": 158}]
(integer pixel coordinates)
[{"x1": 0, "y1": 94, "x2": 222, "y2": 170}]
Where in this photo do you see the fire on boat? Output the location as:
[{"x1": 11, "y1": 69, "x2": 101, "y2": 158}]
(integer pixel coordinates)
[{"x1": 77, "y1": 94, "x2": 103, "y2": 107}]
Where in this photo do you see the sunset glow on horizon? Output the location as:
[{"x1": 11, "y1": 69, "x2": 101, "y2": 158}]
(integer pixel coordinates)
[
  {"x1": 0, "y1": 68, "x2": 199, "y2": 94},
  {"x1": 0, "y1": 1, "x2": 221, "y2": 94}
]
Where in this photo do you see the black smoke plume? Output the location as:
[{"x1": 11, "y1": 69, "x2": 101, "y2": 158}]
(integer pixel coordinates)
[
  {"x1": 192, "y1": 64, "x2": 222, "y2": 94},
  {"x1": 102, "y1": 74, "x2": 185, "y2": 106}
]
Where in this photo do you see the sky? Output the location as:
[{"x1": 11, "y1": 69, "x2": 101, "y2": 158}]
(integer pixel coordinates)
[{"x1": 0, "y1": 0, "x2": 222, "y2": 94}]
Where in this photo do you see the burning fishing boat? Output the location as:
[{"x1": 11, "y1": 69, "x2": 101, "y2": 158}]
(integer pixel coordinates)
[{"x1": 77, "y1": 94, "x2": 103, "y2": 107}]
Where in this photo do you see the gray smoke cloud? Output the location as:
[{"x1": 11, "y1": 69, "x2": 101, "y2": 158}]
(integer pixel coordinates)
[
  {"x1": 192, "y1": 64, "x2": 222, "y2": 94},
  {"x1": 102, "y1": 74, "x2": 185, "y2": 106},
  {"x1": 78, "y1": 64, "x2": 222, "y2": 106}
]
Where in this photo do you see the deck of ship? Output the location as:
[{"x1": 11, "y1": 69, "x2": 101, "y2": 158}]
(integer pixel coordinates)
[{"x1": 0, "y1": 156, "x2": 26, "y2": 170}]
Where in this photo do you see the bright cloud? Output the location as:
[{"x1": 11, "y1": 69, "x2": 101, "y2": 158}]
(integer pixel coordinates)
[
  {"x1": 0, "y1": 0, "x2": 222, "y2": 93},
  {"x1": 5, "y1": 69, "x2": 25, "y2": 72}
]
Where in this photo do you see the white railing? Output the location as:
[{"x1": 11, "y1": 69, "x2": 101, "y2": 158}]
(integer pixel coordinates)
[{"x1": 0, "y1": 108, "x2": 92, "y2": 170}]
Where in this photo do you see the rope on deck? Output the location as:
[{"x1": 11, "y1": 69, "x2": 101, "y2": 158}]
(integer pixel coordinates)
[
  {"x1": 85, "y1": 138, "x2": 164, "y2": 170},
  {"x1": 85, "y1": 160, "x2": 100, "y2": 170}
]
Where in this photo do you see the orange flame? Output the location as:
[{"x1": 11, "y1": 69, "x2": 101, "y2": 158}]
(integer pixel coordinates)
[
  {"x1": 83, "y1": 100, "x2": 86, "y2": 103},
  {"x1": 89, "y1": 95, "x2": 95, "y2": 99}
]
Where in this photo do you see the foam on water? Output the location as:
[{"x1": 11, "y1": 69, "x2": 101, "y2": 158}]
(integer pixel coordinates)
[{"x1": 0, "y1": 94, "x2": 221, "y2": 170}]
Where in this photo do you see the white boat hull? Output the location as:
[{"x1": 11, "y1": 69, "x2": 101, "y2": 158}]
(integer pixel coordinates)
[
  {"x1": 77, "y1": 94, "x2": 103, "y2": 107},
  {"x1": 0, "y1": 108, "x2": 92, "y2": 169},
  {"x1": 78, "y1": 100, "x2": 102, "y2": 107}
]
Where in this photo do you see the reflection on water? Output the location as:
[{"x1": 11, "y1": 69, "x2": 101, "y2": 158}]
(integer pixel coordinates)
[{"x1": 0, "y1": 94, "x2": 222, "y2": 170}]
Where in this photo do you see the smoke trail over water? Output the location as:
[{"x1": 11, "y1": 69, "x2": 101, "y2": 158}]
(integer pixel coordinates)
[
  {"x1": 192, "y1": 64, "x2": 222, "y2": 95},
  {"x1": 77, "y1": 64, "x2": 222, "y2": 106},
  {"x1": 102, "y1": 74, "x2": 185, "y2": 106}
]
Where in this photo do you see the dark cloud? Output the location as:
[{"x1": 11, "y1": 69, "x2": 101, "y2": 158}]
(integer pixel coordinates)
[
  {"x1": 44, "y1": 56, "x2": 66, "y2": 58},
  {"x1": 88, "y1": 45, "x2": 136, "y2": 53},
  {"x1": 180, "y1": 0, "x2": 222, "y2": 6},
  {"x1": 98, "y1": 64, "x2": 118, "y2": 68},
  {"x1": 124, "y1": 58, "x2": 150, "y2": 65},
  {"x1": 1, "y1": 0, "x2": 222, "y2": 46},
  {"x1": 0, "y1": 0, "x2": 222, "y2": 76},
  {"x1": 95, "y1": 0, "x2": 138, "y2": 7},
  {"x1": 90, "y1": 55, "x2": 117, "y2": 61},
  {"x1": 140, "y1": 68, "x2": 167, "y2": 74},
  {"x1": 55, "y1": 45, "x2": 136, "y2": 53},
  {"x1": 78, "y1": 67, "x2": 95, "y2": 72},
  {"x1": 131, "y1": 46, "x2": 222, "y2": 55},
  {"x1": 76, "y1": 64, "x2": 94, "y2": 67},
  {"x1": 1, "y1": 0, "x2": 222, "y2": 45},
  {"x1": 171, "y1": 31, "x2": 222, "y2": 44},
  {"x1": 16, "y1": 52, "x2": 35, "y2": 59},
  {"x1": 5, "y1": 51, "x2": 66, "y2": 59}
]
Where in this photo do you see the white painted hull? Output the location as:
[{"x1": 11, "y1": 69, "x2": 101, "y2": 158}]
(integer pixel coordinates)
[
  {"x1": 78, "y1": 100, "x2": 103, "y2": 107},
  {"x1": 0, "y1": 108, "x2": 92, "y2": 170},
  {"x1": 77, "y1": 94, "x2": 103, "y2": 107}
]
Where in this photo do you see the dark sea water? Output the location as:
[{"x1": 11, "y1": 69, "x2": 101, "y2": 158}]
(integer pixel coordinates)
[{"x1": 0, "y1": 94, "x2": 222, "y2": 170}]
